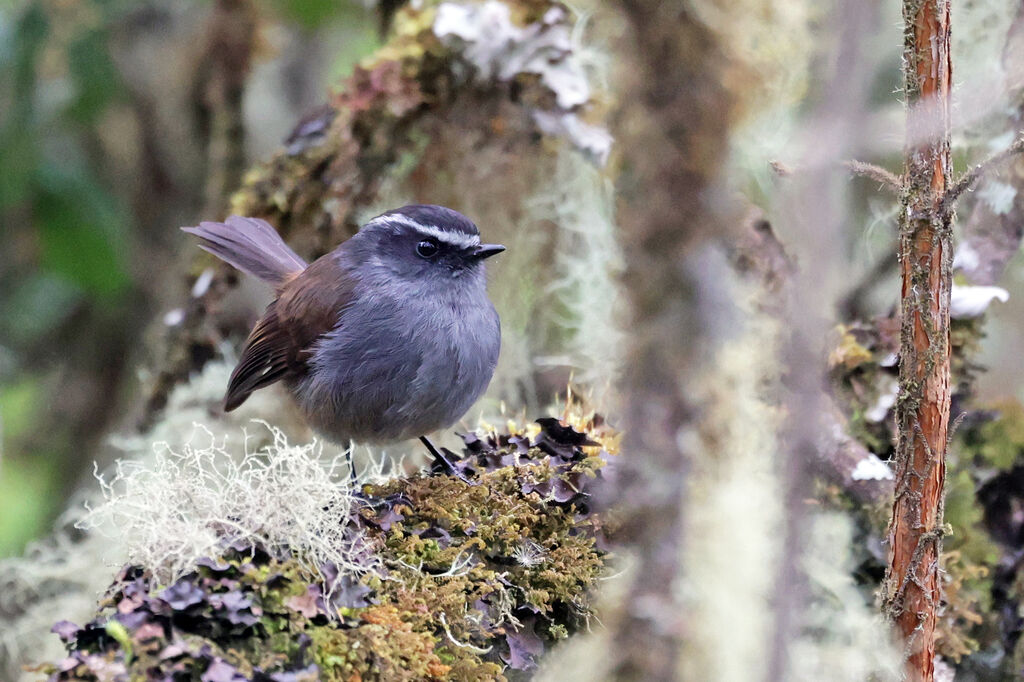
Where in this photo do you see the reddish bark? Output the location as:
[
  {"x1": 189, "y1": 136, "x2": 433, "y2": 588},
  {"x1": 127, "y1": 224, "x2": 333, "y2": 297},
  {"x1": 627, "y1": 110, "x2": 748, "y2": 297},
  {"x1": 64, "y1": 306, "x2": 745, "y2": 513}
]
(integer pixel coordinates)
[{"x1": 884, "y1": 1, "x2": 953, "y2": 681}]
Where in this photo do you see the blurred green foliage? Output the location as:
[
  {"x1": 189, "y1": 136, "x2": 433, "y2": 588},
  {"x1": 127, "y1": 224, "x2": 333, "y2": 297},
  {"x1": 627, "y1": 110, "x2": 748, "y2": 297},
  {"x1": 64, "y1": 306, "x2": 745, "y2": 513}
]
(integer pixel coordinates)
[
  {"x1": 0, "y1": 0, "x2": 133, "y2": 557},
  {"x1": 34, "y1": 166, "x2": 131, "y2": 299},
  {"x1": 0, "y1": 378, "x2": 54, "y2": 556},
  {"x1": 0, "y1": 0, "x2": 380, "y2": 557},
  {"x1": 268, "y1": 0, "x2": 342, "y2": 29},
  {"x1": 1, "y1": 3, "x2": 129, "y2": 331}
]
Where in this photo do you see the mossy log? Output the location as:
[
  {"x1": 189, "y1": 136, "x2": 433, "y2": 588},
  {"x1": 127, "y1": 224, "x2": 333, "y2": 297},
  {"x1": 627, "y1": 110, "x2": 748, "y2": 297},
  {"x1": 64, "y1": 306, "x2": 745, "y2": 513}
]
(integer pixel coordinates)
[{"x1": 36, "y1": 418, "x2": 615, "y2": 681}]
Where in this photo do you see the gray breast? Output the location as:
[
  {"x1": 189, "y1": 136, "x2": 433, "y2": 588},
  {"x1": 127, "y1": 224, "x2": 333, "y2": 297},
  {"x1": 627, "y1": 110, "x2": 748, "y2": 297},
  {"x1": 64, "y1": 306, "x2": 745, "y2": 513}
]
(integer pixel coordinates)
[{"x1": 293, "y1": 281, "x2": 499, "y2": 444}]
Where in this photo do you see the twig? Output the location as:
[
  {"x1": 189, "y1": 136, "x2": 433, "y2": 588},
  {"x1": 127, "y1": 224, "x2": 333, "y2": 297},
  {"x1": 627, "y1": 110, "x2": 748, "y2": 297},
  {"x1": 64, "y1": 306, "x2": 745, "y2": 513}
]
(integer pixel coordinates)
[
  {"x1": 770, "y1": 159, "x2": 903, "y2": 195},
  {"x1": 438, "y1": 612, "x2": 493, "y2": 654},
  {"x1": 843, "y1": 160, "x2": 903, "y2": 194},
  {"x1": 942, "y1": 135, "x2": 1024, "y2": 213}
]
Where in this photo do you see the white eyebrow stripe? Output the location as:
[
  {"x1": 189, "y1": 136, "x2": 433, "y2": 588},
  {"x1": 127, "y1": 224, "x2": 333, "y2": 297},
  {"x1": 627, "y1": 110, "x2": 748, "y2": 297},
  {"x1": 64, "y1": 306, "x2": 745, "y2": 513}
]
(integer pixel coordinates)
[{"x1": 367, "y1": 213, "x2": 481, "y2": 249}]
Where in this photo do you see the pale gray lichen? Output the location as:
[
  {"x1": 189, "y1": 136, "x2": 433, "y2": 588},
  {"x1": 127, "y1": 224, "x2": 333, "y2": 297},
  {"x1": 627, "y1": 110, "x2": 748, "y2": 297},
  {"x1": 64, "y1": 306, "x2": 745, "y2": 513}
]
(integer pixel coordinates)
[
  {"x1": 79, "y1": 422, "x2": 378, "y2": 587},
  {"x1": 864, "y1": 376, "x2": 899, "y2": 424},
  {"x1": 790, "y1": 512, "x2": 901, "y2": 682},
  {"x1": 0, "y1": 361, "x2": 328, "y2": 681},
  {"x1": 531, "y1": 110, "x2": 612, "y2": 166},
  {"x1": 851, "y1": 454, "x2": 895, "y2": 482},
  {"x1": 977, "y1": 179, "x2": 1017, "y2": 216},
  {"x1": 950, "y1": 283, "x2": 1010, "y2": 319},
  {"x1": 527, "y1": 147, "x2": 624, "y2": 406},
  {"x1": 434, "y1": 2, "x2": 589, "y2": 108},
  {"x1": 434, "y1": 1, "x2": 611, "y2": 164}
]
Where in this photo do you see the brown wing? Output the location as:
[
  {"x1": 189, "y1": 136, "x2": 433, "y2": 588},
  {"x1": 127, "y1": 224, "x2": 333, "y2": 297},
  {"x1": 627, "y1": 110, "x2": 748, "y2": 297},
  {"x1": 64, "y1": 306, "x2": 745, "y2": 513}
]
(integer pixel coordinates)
[{"x1": 224, "y1": 254, "x2": 354, "y2": 411}]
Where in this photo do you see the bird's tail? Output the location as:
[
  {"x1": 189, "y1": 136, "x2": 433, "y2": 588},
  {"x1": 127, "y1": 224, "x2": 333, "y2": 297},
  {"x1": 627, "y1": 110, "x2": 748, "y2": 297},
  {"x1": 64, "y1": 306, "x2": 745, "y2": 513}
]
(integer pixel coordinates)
[{"x1": 181, "y1": 216, "x2": 308, "y2": 289}]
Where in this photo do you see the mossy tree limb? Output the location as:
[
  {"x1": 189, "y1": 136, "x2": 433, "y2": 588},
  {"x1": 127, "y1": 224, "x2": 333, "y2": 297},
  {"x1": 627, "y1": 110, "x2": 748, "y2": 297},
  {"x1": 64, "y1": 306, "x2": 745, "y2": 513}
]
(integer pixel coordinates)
[
  {"x1": 37, "y1": 419, "x2": 611, "y2": 681},
  {"x1": 883, "y1": 1, "x2": 953, "y2": 680}
]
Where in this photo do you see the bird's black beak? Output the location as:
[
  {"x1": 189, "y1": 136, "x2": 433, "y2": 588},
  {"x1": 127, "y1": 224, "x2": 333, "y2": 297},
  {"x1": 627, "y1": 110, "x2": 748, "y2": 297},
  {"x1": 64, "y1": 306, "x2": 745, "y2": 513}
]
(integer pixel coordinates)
[{"x1": 473, "y1": 244, "x2": 506, "y2": 260}]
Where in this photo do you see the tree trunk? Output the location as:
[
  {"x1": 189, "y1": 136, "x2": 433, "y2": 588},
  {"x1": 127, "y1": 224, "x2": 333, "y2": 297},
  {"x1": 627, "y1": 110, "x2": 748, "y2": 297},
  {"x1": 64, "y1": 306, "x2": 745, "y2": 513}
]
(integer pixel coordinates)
[
  {"x1": 610, "y1": 3, "x2": 735, "y2": 679},
  {"x1": 883, "y1": 2, "x2": 953, "y2": 681},
  {"x1": 196, "y1": 0, "x2": 256, "y2": 219}
]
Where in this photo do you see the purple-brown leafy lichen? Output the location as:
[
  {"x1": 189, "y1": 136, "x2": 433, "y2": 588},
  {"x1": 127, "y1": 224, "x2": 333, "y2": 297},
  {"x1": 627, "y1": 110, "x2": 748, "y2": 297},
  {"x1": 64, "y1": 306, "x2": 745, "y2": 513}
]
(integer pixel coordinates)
[{"x1": 37, "y1": 417, "x2": 614, "y2": 681}]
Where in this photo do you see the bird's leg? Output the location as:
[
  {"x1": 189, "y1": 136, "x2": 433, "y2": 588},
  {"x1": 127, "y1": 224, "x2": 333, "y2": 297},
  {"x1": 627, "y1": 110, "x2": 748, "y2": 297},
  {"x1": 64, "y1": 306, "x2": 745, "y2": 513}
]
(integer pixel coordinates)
[
  {"x1": 420, "y1": 435, "x2": 455, "y2": 471},
  {"x1": 420, "y1": 436, "x2": 472, "y2": 483},
  {"x1": 346, "y1": 447, "x2": 359, "y2": 485}
]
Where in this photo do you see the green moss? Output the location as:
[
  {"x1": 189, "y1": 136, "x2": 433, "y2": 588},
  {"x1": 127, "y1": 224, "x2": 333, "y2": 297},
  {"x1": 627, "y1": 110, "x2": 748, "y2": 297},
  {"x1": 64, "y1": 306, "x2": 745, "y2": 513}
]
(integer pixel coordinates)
[
  {"x1": 937, "y1": 468, "x2": 999, "y2": 661},
  {"x1": 308, "y1": 606, "x2": 451, "y2": 681},
  {"x1": 933, "y1": 400, "x2": 1024, "y2": 662},
  {"x1": 963, "y1": 400, "x2": 1024, "y2": 471},
  {"x1": 227, "y1": 0, "x2": 580, "y2": 260},
  {"x1": 43, "y1": 418, "x2": 611, "y2": 680},
  {"x1": 828, "y1": 326, "x2": 874, "y2": 371}
]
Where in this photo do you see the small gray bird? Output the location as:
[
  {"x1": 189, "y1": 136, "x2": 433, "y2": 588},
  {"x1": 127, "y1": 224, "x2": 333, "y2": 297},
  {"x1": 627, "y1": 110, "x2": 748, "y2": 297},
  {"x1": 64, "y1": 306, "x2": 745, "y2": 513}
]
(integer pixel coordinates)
[{"x1": 182, "y1": 205, "x2": 503, "y2": 453}]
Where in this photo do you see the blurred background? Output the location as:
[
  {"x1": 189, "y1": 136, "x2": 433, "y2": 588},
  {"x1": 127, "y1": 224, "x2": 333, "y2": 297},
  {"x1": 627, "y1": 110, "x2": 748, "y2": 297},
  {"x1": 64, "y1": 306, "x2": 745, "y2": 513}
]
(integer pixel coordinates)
[
  {"x1": 5, "y1": 0, "x2": 1024, "y2": 679},
  {"x1": 0, "y1": 0, "x2": 381, "y2": 556}
]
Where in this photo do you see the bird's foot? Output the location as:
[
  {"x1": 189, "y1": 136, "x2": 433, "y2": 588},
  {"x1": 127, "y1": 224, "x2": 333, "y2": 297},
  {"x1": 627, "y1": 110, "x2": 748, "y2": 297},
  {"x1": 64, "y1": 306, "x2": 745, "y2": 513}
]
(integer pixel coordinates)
[{"x1": 419, "y1": 436, "x2": 473, "y2": 484}]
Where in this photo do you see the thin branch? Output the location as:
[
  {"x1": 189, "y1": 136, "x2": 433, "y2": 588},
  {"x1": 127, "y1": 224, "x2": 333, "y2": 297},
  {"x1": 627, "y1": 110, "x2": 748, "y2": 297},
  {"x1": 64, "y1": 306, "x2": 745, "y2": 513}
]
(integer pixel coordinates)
[
  {"x1": 942, "y1": 135, "x2": 1024, "y2": 213},
  {"x1": 844, "y1": 160, "x2": 903, "y2": 194},
  {"x1": 438, "y1": 612, "x2": 493, "y2": 654},
  {"x1": 195, "y1": 0, "x2": 256, "y2": 219},
  {"x1": 770, "y1": 159, "x2": 903, "y2": 195},
  {"x1": 885, "y1": 2, "x2": 953, "y2": 679}
]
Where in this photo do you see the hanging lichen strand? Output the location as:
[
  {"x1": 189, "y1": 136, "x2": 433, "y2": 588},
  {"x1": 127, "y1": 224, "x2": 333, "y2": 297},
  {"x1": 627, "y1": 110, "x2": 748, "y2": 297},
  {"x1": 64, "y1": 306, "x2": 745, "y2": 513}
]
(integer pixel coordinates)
[{"x1": 883, "y1": 1, "x2": 953, "y2": 681}]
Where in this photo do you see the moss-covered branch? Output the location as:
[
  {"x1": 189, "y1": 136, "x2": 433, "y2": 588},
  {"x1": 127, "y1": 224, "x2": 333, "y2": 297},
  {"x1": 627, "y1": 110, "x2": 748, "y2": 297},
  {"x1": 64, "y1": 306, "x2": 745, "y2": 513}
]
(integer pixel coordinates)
[{"x1": 37, "y1": 418, "x2": 614, "y2": 681}]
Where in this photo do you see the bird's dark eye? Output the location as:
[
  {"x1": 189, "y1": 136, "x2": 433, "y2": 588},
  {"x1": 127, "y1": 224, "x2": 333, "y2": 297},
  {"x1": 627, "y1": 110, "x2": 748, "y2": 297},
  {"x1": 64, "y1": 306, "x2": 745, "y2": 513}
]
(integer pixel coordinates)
[{"x1": 416, "y1": 239, "x2": 439, "y2": 259}]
